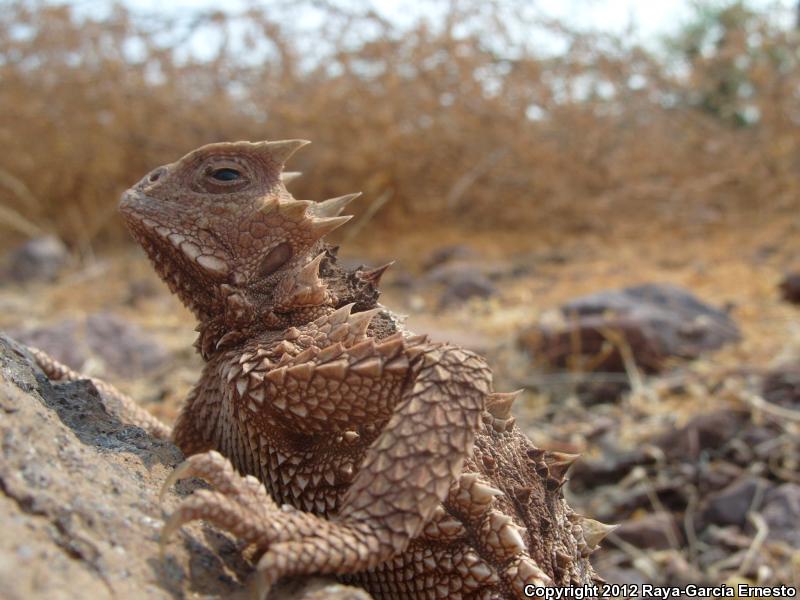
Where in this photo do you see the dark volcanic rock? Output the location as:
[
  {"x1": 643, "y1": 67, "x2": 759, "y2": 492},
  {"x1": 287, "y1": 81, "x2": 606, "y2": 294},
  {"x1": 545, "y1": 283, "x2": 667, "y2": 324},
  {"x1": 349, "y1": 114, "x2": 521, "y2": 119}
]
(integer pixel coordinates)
[
  {"x1": 519, "y1": 284, "x2": 740, "y2": 401},
  {"x1": 421, "y1": 244, "x2": 477, "y2": 272},
  {"x1": 437, "y1": 268, "x2": 498, "y2": 309},
  {"x1": 0, "y1": 334, "x2": 369, "y2": 600},
  {"x1": 569, "y1": 449, "x2": 655, "y2": 491},
  {"x1": 654, "y1": 410, "x2": 747, "y2": 460},
  {"x1": 762, "y1": 366, "x2": 800, "y2": 409},
  {"x1": 2, "y1": 235, "x2": 69, "y2": 283},
  {"x1": 779, "y1": 272, "x2": 800, "y2": 305},
  {"x1": 418, "y1": 244, "x2": 532, "y2": 309},
  {"x1": 761, "y1": 484, "x2": 800, "y2": 547},
  {"x1": 614, "y1": 511, "x2": 683, "y2": 550},
  {"x1": 698, "y1": 476, "x2": 773, "y2": 528},
  {"x1": 562, "y1": 284, "x2": 740, "y2": 357}
]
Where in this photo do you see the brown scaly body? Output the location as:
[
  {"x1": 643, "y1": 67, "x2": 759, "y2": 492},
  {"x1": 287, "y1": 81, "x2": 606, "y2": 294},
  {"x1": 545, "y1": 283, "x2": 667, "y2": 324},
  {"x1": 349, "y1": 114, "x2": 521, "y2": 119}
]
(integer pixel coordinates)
[{"x1": 38, "y1": 140, "x2": 611, "y2": 598}]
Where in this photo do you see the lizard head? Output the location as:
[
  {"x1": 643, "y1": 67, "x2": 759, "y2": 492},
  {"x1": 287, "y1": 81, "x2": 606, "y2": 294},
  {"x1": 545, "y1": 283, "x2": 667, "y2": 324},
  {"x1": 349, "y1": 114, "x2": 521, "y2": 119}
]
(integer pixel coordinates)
[{"x1": 120, "y1": 140, "x2": 359, "y2": 353}]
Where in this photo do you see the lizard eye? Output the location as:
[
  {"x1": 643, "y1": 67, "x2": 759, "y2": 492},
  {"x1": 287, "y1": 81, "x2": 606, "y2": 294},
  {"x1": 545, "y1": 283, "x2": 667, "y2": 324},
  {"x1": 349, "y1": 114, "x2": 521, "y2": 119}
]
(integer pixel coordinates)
[{"x1": 210, "y1": 168, "x2": 242, "y2": 182}]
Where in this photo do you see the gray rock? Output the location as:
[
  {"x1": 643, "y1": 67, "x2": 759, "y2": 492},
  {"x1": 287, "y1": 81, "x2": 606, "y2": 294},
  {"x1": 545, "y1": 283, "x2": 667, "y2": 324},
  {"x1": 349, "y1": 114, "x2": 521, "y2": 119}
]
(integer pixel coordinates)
[
  {"x1": 761, "y1": 483, "x2": 800, "y2": 547},
  {"x1": 0, "y1": 334, "x2": 369, "y2": 600},
  {"x1": 8, "y1": 312, "x2": 170, "y2": 378},
  {"x1": 3, "y1": 235, "x2": 69, "y2": 283},
  {"x1": 425, "y1": 261, "x2": 524, "y2": 286}
]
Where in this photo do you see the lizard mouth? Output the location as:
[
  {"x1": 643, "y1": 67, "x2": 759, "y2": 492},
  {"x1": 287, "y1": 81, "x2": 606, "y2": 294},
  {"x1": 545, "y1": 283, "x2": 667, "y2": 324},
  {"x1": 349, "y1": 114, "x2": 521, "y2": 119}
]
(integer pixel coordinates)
[
  {"x1": 120, "y1": 189, "x2": 231, "y2": 278},
  {"x1": 118, "y1": 189, "x2": 231, "y2": 320},
  {"x1": 118, "y1": 188, "x2": 150, "y2": 224}
]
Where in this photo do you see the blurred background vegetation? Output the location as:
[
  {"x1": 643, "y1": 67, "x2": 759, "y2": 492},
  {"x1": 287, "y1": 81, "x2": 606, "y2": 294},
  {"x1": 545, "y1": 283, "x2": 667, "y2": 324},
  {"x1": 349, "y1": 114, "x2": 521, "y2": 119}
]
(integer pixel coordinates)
[
  {"x1": 1, "y1": 1, "x2": 800, "y2": 591},
  {"x1": 1, "y1": 0, "x2": 798, "y2": 255}
]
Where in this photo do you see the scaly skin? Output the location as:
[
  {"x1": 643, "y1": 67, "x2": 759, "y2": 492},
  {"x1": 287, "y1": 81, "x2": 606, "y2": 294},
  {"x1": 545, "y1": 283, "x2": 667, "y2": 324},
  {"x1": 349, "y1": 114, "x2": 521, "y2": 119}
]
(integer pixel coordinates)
[{"x1": 40, "y1": 140, "x2": 611, "y2": 598}]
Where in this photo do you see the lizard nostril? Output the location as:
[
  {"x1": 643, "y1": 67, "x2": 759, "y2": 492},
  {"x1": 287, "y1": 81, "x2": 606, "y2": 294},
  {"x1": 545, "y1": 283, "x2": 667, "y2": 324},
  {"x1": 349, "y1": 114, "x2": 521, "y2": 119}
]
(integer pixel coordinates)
[{"x1": 148, "y1": 167, "x2": 166, "y2": 183}]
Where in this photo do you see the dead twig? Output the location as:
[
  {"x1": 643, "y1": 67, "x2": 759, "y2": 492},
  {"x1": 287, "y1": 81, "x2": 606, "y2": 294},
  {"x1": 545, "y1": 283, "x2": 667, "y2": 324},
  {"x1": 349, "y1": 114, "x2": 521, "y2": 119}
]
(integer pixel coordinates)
[
  {"x1": 0, "y1": 204, "x2": 44, "y2": 238},
  {"x1": 445, "y1": 148, "x2": 508, "y2": 209},
  {"x1": 343, "y1": 189, "x2": 393, "y2": 242},
  {"x1": 742, "y1": 392, "x2": 800, "y2": 424},
  {"x1": 737, "y1": 512, "x2": 769, "y2": 578},
  {"x1": 683, "y1": 485, "x2": 701, "y2": 568}
]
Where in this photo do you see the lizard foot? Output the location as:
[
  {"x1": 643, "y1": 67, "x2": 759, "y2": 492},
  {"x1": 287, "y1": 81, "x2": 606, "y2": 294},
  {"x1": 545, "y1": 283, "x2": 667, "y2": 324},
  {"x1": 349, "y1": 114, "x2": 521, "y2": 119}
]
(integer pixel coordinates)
[
  {"x1": 443, "y1": 471, "x2": 554, "y2": 598},
  {"x1": 160, "y1": 451, "x2": 383, "y2": 599},
  {"x1": 160, "y1": 451, "x2": 281, "y2": 554}
]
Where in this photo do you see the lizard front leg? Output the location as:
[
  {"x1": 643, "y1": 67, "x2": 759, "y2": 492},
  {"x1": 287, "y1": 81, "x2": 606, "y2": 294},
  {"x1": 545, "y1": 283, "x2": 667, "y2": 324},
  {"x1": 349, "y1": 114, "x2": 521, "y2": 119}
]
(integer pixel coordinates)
[{"x1": 162, "y1": 341, "x2": 492, "y2": 597}]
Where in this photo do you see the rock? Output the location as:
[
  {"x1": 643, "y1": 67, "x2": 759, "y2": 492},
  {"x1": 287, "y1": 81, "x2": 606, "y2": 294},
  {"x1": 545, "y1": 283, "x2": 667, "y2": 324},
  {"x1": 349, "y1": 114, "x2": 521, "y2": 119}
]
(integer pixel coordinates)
[
  {"x1": 417, "y1": 244, "x2": 531, "y2": 309},
  {"x1": 124, "y1": 278, "x2": 161, "y2": 306},
  {"x1": 84, "y1": 313, "x2": 171, "y2": 377},
  {"x1": 593, "y1": 563, "x2": 649, "y2": 591},
  {"x1": 386, "y1": 269, "x2": 415, "y2": 290},
  {"x1": 779, "y1": 272, "x2": 800, "y2": 305},
  {"x1": 0, "y1": 334, "x2": 369, "y2": 600},
  {"x1": 425, "y1": 260, "x2": 526, "y2": 285},
  {"x1": 421, "y1": 244, "x2": 477, "y2": 272},
  {"x1": 523, "y1": 315, "x2": 666, "y2": 374},
  {"x1": 614, "y1": 511, "x2": 683, "y2": 550},
  {"x1": 515, "y1": 250, "x2": 570, "y2": 266},
  {"x1": 437, "y1": 268, "x2": 497, "y2": 309},
  {"x1": 654, "y1": 410, "x2": 747, "y2": 460},
  {"x1": 521, "y1": 283, "x2": 740, "y2": 375},
  {"x1": 698, "y1": 476, "x2": 773, "y2": 528},
  {"x1": 564, "y1": 284, "x2": 739, "y2": 356},
  {"x1": 2, "y1": 235, "x2": 69, "y2": 283},
  {"x1": 6, "y1": 318, "x2": 84, "y2": 369},
  {"x1": 761, "y1": 366, "x2": 800, "y2": 409},
  {"x1": 761, "y1": 484, "x2": 800, "y2": 547},
  {"x1": 8, "y1": 312, "x2": 170, "y2": 378},
  {"x1": 569, "y1": 449, "x2": 655, "y2": 492}
]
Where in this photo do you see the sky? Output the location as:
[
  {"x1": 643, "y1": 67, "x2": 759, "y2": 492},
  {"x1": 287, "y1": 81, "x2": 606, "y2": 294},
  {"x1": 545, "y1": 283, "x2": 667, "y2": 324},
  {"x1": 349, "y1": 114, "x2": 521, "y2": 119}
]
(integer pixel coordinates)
[{"x1": 118, "y1": 0, "x2": 795, "y2": 44}]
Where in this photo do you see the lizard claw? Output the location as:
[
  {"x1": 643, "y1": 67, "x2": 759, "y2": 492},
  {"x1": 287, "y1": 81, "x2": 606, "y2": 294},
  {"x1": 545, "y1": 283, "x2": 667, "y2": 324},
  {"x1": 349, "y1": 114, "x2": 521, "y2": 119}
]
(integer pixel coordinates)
[
  {"x1": 160, "y1": 488, "x2": 270, "y2": 555},
  {"x1": 159, "y1": 450, "x2": 245, "y2": 503},
  {"x1": 159, "y1": 457, "x2": 387, "y2": 598},
  {"x1": 250, "y1": 568, "x2": 271, "y2": 600},
  {"x1": 158, "y1": 452, "x2": 282, "y2": 561},
  {"x1": 159, "y1": 458, "x2": 196, "y2": 503}
]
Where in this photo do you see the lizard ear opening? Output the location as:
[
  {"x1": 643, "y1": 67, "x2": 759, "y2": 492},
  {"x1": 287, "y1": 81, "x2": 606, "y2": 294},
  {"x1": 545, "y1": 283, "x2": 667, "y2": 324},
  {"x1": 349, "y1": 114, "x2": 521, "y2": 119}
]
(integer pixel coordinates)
[{"x1": 258, "y1": 242, "x2": 293, "y2": 278}]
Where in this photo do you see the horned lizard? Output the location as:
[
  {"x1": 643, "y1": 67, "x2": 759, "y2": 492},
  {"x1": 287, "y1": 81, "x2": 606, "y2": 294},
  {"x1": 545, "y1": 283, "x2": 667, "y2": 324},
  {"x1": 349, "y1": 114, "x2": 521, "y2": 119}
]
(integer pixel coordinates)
[{"x1": 34, "y1": 140, "x2": 611, "y2": 599}]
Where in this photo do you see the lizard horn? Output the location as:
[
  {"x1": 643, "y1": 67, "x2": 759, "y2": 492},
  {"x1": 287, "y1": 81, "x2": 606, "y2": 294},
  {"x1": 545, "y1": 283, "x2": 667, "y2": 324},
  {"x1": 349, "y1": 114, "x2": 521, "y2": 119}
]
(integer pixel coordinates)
[{"x1": 256, "y1": 139, "x2": 310, "y2": 165}]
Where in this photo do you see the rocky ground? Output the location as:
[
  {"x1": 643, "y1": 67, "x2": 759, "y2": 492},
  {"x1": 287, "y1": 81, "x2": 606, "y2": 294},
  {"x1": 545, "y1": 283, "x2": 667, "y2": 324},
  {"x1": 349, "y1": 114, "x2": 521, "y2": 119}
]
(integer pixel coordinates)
[
  {"x1": 0, "y1": 335, "x2": 368, "y2": 600},
  {"x1": 0, "y1": 217, "x2": 798, "y2": 597}
]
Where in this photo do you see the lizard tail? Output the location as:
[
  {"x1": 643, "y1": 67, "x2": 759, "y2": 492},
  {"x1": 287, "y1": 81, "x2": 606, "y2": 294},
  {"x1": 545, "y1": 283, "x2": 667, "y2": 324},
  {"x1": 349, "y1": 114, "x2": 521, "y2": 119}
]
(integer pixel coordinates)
[{"x1": 28, "y1": 345, "x2": 173, "y2": 441}]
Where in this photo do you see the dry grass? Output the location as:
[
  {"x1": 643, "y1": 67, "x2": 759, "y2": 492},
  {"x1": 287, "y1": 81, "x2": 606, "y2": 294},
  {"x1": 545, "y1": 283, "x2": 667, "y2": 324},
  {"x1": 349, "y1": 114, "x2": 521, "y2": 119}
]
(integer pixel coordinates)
[{"x1": 1, "y1": 0, "x2": 798, "y2": 254}]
